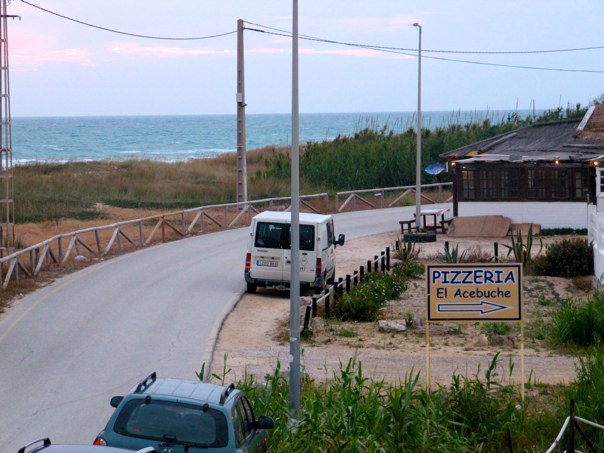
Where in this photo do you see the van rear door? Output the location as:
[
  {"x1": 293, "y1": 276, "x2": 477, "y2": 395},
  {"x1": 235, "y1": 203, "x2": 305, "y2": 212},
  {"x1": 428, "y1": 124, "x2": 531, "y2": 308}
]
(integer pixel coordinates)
[
  {"x1": 283, "y1": 223, "x2": 317, "y2": 285},
  {"x1": 250, "y1": 221, "x2": 286, "y2": 282}
]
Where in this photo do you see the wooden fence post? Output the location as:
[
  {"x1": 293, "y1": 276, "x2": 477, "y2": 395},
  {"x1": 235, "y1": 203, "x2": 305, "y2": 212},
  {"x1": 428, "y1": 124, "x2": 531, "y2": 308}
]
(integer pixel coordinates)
[
  {"x1": 367, "y1": 260, "x2": 372, "y2": 273},
  {"x1": 567, "y1": 399, "x2": 575, "y2": 453},
  {"x1": 386, "y1": 247, "x2": 390, "y2": 271},
  {"x1": 326, "y1": 287, "x2": 333, "y2": 318},
  {"x1": 380, "y1": 252, "x2": 385, "y2": 273},
  {"x1": 311, "y1": 296, "x2": 317, "y2": 318},
  {"x1": 303, "y1": 305, "x2": 311, "y2": 332},
  {"x1": 494, "y1": 242, "x2": 499, "y2": 262},
  {"x1": 337, "y1": 277, "x2": 344, "y2": 297},
  {"x1": 359, "y1": 265, "x2": 365, "y2": 281}
]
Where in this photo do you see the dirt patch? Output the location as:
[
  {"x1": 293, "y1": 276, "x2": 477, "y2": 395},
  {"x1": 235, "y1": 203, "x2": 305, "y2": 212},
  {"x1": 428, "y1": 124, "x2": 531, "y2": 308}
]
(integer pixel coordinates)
[{"x1": 213, "y1": 232, "x2": 591, "y2": 385}]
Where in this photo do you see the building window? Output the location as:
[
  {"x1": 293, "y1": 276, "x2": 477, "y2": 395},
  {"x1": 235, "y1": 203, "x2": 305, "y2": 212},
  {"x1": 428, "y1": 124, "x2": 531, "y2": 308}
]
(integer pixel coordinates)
[
  {"x1": 527, "y1": 168, "x2": 546, "y2": 199},
  {"x1": 575, "y1": 170, "x2": 587, "y2": 200},
  {"x1": 478, "y1": 169, "x2": 497, "y2": 199},
  {"x1": 462, "y1": 170, "x2": 475, "y2": 199},
  {"x1": 457, "y1": 164, "x2": 587, "y2": 202},
  {"x1": 552, "y1": 169, "x2": 570, "y2": 199}
]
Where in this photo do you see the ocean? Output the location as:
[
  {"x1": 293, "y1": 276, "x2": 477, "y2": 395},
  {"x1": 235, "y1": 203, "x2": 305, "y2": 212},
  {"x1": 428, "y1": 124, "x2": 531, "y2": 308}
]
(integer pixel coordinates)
[{"x1": 11, "y1": 110, "x2": 534, "y2": 164}]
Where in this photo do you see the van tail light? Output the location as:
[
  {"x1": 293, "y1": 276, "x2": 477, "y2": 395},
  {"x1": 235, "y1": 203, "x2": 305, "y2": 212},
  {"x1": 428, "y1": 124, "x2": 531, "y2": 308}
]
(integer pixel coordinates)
[
  {"x1": 315, "y1": 258, "x2": 322, "y2": 277},
  {"x1": 93, "y1": 433, "x2": 107, "y2": 446},
  {"x1": 245, "y1": 253, "x2": 252, "y2": 270}
]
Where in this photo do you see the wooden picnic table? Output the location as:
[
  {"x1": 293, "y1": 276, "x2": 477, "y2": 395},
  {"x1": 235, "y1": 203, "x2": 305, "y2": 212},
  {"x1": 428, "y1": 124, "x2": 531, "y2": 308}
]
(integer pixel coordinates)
[{"x1": 415, "y1": 208, "x2": 451, "y2": 233}]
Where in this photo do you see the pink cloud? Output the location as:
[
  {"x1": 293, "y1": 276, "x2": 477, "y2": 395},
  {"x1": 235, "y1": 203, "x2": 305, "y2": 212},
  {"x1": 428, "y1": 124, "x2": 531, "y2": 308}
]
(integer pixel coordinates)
[{"x1": 9, "y1": 29, "x2": 95, "y2": 69}]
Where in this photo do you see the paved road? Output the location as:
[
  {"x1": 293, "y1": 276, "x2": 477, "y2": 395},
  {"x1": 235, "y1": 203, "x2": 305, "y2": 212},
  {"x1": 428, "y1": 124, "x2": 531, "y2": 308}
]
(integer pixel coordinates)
[{"x1": 0, "y1": 205, "x2": 448, "y2": 450}]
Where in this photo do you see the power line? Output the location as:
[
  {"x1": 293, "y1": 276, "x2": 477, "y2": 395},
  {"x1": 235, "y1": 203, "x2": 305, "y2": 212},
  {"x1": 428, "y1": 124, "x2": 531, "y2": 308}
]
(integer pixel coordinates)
[
  {"x1": 19, "y1": 0, "x2": 236, "y2": 41},
  {"x1": 244, "y1": 20, "x2": 604, "y2": 55},
  {"x1": 244, "y1": 26, "x2": 604, "y2": 74}
]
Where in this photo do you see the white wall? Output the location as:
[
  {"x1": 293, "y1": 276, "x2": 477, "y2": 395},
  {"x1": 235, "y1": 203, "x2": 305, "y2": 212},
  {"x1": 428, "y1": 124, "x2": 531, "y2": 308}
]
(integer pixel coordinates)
[
  {"x1": 457, "y1": 201, "x2": 589, "y2": 229},
  {"x1": 588, "y1": 205, "x2": 604, "y2": 284}
]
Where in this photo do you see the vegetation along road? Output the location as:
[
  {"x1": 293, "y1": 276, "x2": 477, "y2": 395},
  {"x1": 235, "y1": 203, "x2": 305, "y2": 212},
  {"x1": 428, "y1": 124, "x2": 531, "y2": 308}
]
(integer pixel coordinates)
[{"x1": 0, "y1": 205, "x2": 439, "y2": 451}]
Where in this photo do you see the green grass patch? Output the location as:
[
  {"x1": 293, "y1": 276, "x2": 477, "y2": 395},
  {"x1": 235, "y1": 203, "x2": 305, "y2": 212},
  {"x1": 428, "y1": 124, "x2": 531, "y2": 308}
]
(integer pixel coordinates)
[{"x1": 550, "y1": 293, "x2": 604, "y2": 347}]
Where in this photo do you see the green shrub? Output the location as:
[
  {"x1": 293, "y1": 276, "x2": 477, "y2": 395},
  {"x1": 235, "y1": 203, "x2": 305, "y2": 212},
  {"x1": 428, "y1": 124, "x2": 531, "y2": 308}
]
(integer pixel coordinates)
[
  {"x1": 550, "y1": 293, "x2": 604, "y2": 347},
  {"x1": 540, "y1": 228, "x2": 588, "y2": 236},
  {"x1": 565, "y1": 346, "x2": 604, "y2": 450},
  {"x1": 392, "y1": 260, "x2": 425, "y2": 279},
  {"x1": 532, "y1": 238, "x2": 593, "y2": 278},
  {"x1": 332, "y1": 272, "x2": 407, "y2": 322},
  {"x1": 480, "y1": 322, "x2": 512, "y2": 336}
]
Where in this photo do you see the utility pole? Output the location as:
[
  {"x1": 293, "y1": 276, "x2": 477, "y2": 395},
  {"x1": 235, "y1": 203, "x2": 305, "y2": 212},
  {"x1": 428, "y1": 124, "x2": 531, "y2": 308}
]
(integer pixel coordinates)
[
  {"x1": 0, "y1": 0, "x2": 17, "y2": 250},
  {"x1": 289, "y1": 0, "x2": 301, "y2": 420},
  {"x1": 236, "y1": 19, "x2": 247, "y2": 205},
  {"x1": 413, "y1": 23, "x2": 422, "y2": 231}
]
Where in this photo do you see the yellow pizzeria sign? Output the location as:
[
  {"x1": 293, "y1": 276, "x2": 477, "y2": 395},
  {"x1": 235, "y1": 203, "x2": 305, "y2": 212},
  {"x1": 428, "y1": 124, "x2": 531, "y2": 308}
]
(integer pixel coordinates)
[{"x1": 427, "y1": 264, "x2": 522, "y2": 321}]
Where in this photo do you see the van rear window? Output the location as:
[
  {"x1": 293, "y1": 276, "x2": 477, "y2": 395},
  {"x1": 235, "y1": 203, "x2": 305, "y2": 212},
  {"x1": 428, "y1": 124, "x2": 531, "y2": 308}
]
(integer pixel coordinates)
[{"x1": 254, "y1": 222, "x2": 315, "y2": 251}]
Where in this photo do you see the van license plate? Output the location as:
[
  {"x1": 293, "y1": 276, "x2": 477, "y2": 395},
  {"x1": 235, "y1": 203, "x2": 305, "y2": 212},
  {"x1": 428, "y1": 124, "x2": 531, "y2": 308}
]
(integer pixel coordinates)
[{"x1": 257, "y1": 259, "x2": 278, "y2": 267}]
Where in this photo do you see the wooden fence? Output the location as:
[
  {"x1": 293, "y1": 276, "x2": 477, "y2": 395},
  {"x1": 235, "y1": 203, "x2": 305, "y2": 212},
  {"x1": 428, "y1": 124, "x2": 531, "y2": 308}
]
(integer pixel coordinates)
[
  {"x1": 0, "y1": 181, "x2": 452, "y2": 290},
  {"x1": 302, "y1": 245, "x2": 392, "y2": 332},
  {"x1": 0, "y1": 193, "x2": 328, "y2": 289},
  {"x1": 335, "y1": 182, "x2": 452, "y2": 213}
]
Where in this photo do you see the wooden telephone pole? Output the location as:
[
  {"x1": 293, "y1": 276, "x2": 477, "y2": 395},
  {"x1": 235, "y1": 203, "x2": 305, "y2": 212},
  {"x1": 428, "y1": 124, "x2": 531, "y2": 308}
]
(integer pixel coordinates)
[{"x1": 0, "y1": 0, "x2": 17, "y2": 249}]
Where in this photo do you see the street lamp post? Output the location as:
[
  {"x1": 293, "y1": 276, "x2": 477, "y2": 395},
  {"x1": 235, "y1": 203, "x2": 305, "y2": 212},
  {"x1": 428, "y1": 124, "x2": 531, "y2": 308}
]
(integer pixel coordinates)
[
  {"x1": 413, "y1": 23, "x2": 422, "y2": 231},
  {"x1": 289, "y1": 0, "x2": 301, "y2": 420}
]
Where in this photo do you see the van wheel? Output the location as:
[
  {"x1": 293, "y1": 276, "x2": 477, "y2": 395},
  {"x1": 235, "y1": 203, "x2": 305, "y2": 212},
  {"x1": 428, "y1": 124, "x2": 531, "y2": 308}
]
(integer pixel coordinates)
[{"x1": 246, "y1": 283, "x2": 257, "y2": 294}]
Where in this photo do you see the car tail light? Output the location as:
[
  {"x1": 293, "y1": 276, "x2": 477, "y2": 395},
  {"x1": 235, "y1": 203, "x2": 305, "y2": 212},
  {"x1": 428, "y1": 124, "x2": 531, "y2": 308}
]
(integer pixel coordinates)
[
  {"x1": 315, "y1": 258, "x2": 322, "y2": 276},
  {"x1": 245, "y1": 253, "x2": 251, "y2": 270},
  {"x1": 93, "y1": 433, "x2": 107, "y2": 446}
]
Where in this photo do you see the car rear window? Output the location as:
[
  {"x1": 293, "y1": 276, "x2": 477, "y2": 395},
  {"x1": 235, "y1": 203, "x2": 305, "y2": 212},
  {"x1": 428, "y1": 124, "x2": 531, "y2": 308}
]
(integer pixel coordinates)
[
  {"x1": 114, "y1": 399, "x2": 228, "y2": 448},
  {"x1": 254, "y1": 222, "x2": 315, "y2": 251}
]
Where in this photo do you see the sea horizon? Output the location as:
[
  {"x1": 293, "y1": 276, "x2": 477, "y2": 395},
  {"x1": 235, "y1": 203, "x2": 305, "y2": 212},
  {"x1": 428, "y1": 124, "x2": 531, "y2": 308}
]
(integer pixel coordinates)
[{"x1": 11, "y1": 109, "x2": 539, "y2": 165}]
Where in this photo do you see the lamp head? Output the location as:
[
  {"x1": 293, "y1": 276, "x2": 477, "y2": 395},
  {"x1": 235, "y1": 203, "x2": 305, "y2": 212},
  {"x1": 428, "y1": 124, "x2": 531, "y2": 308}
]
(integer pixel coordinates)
[{"x1": 412, "y1": 22, "x2": 421, "y2": 27}]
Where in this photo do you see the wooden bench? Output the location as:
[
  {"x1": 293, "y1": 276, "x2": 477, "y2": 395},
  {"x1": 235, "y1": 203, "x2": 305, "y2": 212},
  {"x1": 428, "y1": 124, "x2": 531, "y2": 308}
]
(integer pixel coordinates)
[
  {"x1": 399, "y1": 219, "x2": 416, "y2": 233},
  {"x1": 439, "y1": 218, "x2": 453, "y2": 233}
]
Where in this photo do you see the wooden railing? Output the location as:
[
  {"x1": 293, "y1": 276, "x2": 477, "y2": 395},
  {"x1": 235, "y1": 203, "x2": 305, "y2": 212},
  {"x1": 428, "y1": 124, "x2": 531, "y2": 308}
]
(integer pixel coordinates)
[
  {"x1": 302, "y1": 244, "x2": 393, "y2": 332},
  {"x1": 0, "y1": 182, "x2": 452, "y2": 290},
  {"x1": 0, "y1": 193, "x2": 328, "y2": 289},
  {"x1": 335, "y1": 182, "x2": 452, "y2": 212}
]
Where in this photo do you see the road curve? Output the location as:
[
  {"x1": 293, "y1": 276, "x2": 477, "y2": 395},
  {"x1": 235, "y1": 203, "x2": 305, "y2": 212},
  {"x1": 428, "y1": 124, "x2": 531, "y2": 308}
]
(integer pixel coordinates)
[{"x1": 0, "y1": 205, "x2": 448, "y2": 450}]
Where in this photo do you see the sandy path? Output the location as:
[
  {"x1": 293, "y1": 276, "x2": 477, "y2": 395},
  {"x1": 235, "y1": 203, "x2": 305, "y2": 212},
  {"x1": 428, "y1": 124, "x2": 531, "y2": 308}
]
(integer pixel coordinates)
[{"x1": 212, "y1": 232, "x2": 578, "y2": 385}]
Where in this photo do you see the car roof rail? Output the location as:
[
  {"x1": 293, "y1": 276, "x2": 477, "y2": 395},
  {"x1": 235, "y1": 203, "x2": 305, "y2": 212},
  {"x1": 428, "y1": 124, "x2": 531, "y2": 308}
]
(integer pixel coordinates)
[
  {"x1": 219, "y1": 383, "x2": 236, "y2": 405},
  {"x1": 18, "y1": 438, "x2": 51, "y2": 453},
  {"x1": 134, "y1": 372, "x2": 157, "y2": 394}
]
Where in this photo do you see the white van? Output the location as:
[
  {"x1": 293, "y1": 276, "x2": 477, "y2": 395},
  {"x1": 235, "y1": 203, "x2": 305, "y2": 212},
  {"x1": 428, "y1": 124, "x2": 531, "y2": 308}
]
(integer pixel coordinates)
[{"x1": 244, "y1": 211, "x2": 345, "y2": 293}]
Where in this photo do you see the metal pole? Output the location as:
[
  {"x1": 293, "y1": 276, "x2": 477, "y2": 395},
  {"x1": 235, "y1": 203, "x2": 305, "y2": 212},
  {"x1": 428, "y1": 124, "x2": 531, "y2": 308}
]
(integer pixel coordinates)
[
  {"x1": 236, "y1": 19, "x2": 248, "y2": 204},
  {"x1": 289, "y1": 0, "x2": 301, "y2": 420},
  {"x1": 413, "y1": 23, "x2": 422, "y2": 231}
]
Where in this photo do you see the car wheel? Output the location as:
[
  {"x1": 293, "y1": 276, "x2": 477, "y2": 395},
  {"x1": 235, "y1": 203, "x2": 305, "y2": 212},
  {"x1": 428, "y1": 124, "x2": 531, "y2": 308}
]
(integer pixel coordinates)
[{"x1": 246, "y1": 282, "x2": 257, "y2": 294}]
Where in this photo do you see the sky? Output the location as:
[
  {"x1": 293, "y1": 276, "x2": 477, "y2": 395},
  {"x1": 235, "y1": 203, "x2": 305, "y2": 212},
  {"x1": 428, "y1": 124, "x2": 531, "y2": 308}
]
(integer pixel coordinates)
[{"x1": 6, "y1": 0, "x2": 604, "y2": 117}]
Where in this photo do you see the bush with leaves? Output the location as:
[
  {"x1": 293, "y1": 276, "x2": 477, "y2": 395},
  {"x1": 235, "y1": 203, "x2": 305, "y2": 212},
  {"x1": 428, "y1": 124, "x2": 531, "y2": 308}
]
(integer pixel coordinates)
[
  {"x1": 332, "y1": 272, "x2": 407, "y2": 322},
  {"x1": 532, "y1": 238, "x2": 593, "y2": 278}
]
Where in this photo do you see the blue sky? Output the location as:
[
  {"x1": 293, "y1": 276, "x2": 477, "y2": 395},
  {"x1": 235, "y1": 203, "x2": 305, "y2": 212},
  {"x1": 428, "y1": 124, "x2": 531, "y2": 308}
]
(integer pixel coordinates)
[{"x1": 7, "y1": 0, "x2": 604, "y2": 116}]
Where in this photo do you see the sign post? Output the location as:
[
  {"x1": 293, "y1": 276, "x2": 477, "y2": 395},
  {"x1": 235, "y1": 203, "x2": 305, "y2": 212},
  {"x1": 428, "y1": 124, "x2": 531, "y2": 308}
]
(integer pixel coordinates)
[{"x1": 426, "y1": 263, "x2": 524, "y2": 399}]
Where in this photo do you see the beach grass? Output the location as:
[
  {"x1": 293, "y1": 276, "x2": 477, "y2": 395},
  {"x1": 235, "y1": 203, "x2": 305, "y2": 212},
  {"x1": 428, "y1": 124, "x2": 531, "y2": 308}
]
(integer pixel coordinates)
[
  {"x1": 12, "y1": 103, "x2": 590, "y2": 224},
  {"x1": 13, "y1": 146, "x2": 294, "y2": 223}
]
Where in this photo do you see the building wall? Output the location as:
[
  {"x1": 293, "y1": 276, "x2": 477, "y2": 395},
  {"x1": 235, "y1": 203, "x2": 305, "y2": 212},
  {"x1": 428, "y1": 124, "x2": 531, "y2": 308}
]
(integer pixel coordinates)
[
  {"x1": 588, "y1": 205, "x2": 604, "y2": 284},
  {"x1": 457, "y1": 201, "x2": 588, "y2": 228}
]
